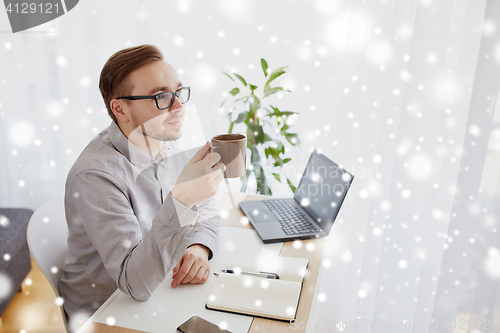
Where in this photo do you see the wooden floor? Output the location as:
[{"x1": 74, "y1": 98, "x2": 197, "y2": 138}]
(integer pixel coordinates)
[{"x1": 0, "y1": 258, "x2": 65, "y2": 333}]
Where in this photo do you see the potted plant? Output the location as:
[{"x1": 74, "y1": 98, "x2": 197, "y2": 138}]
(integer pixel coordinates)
[{"x1": 221, "y1": 59, "x2": 300, "y2": 195}]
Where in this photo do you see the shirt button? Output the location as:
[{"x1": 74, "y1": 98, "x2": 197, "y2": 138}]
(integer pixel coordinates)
[
  {"x1": 163, "y1": 195, "x2": 167, "y2": 200},
  {"x1": 191, "y1": 220, "x2": 196, "y2": 226},
  {"x1": 141, "y1": 163, "x2": 145, "y2": 167}
]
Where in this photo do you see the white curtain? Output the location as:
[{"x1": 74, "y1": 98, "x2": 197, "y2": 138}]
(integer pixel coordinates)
[
  {"x1": 1, "y1": 0, "x2": 499, "y2": 332},
  {"x1": 304, "y1": 1, "x2": 500, "y2": 332}
]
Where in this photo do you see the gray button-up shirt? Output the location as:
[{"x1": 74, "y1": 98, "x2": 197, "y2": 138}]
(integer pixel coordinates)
[{"x1": 59, "y1": 121, "x2": 220, "y2": 326}]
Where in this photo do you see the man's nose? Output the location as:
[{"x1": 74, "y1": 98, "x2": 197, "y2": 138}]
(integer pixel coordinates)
[{"x1": 169, "y1": 95, "x2": 183, "y2": 111}]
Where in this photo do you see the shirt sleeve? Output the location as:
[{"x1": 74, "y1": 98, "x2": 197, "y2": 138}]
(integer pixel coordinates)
[
  {"x1": 171, "y1": 195, "x2": 201, "y2": 227},
  {"x1": 177, "y1": 144, "x2": 220, "y2": 261},
  {"x1": 67, "y1": 169, "x2": 198, "y2": 302},
  {"x1": 185, "y1": 196, "x2": 220, "y2": 261}
]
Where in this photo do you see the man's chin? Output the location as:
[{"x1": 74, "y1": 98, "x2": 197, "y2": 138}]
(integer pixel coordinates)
[
  {"x1": 135, "y1": 122, "x2": 183, "y2": 141},
  {"x1": 160, "y1": 126, "x2": 182, "y2": 141}
]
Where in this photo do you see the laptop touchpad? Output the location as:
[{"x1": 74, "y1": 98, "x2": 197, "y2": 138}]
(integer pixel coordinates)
[{"x1": 250, "y1": 210, "x2": 278, "y2": 223}]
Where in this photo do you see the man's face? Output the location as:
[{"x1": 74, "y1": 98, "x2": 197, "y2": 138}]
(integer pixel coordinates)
[{"x1": 124, "y1": 60, "x2": 185, "y2": 141}]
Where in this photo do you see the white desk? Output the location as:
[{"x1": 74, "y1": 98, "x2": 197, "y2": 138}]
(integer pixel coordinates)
[
  {"x1": 79, "y1": 226, "x2": 283, "y2": 333},
  {"x1": 78, "y1": 192, "x2": 325, "y2": 333}
]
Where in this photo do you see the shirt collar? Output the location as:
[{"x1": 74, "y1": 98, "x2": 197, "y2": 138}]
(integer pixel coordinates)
[{"x1": 108, "y1": 121, "x2": 170, "y2": 169}]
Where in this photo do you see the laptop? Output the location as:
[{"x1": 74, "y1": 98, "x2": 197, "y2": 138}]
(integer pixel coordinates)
[{"x1": 239, "y1": 150, "x2": 354, "y2": 244}]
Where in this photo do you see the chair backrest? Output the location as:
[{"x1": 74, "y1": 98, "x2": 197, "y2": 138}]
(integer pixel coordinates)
[{"x1": 27, "y1": 194, "x2": 69, "y2": 331}]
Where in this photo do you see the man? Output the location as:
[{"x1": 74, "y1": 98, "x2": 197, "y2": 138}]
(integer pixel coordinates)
[{"x1": 58, "y1": 44, "x2": 225, "y2": 331}]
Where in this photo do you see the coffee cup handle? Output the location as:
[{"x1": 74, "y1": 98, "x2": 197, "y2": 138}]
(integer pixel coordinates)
[
  {"x1": 204, "y1": 146, "x2": 212, "y2": 156},
  {"x1": 205, "y1": 146, "x2": 219, "y2": 167}
]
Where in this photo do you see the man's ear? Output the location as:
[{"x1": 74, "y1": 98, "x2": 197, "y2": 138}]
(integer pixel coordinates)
[{"x1": 110, "y1": 99, "x2": 129, "y2": 123}]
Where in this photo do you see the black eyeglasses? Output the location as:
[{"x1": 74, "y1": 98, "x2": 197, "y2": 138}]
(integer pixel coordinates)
[{"x1": 117, "y1": 86, "x2": 191, "y2": 110}]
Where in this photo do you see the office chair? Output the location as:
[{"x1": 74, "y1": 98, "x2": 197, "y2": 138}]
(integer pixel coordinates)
[{"x1": 26, "y1": 194, "x2": 69, "y2": 332}]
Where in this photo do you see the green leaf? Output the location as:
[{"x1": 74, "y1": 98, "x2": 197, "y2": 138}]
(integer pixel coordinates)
[
  {"x1": 286, "y1": 177, "x2": 296, "y2": 193},
  {"x1": 266, "y1": 147, "x2": 278, "y2": 159},
  {"x1": 264, "y1": 86, "x2": 291, "y2": 98},
  {"x1": 265, "y1": 67, "x2": 288, "y2": 87},
  {"x1": 249, "y1": 84, "x2": 258, "y2": 92},
  {"x1": 233, "y1": 73, "x2": 247, "y2": 87},
  {"x1": 240, "y1": 169, "x2": 252, "y2": 192},
  {"x1": 249, "y1": 94, "x2": 261, "y2": 106},
  {"x1": 248, "y1": 123, "x2": 265, "y2": 144},
  {"x1": 285, "y1": 132, "x2": 299, "y2": 145},
  {"x1": 283, "y1": 157, "x2": 291, "y2": 164},
  {"x1": 278, "y1": 141, "x2": 285, "y2": 154},
  {"x1": 235, "y1": 112, "x2": 247, "y2": 123},
  {"x1": 264, "y1": 133, "x2": 273, "y2": 142},
  {"x1": 249, "y1": 102, "x2": 260, "y2": 116},
  {"x1": 261, "y1": 59, "x2": 268, "y2": 77},
  {"x1": 264, "y1": 147, "x2": 272, "y2": 158},
  {"x1": 266, "y1": 105, "x2": 298, "y2": 117},
  {"x1": 249, "y1": 145, "x2": 260, "y2": 164},
  {"x1": 223, "y1": 72, "x2": 235, "y2": 82},
  {"x1": 256, "y1": 165, "x2": 271, "y2": 195},
  {"x1": 229, "y1": 87, "x2": 240, "y2": 96},
  {"x1": 268, "y1": 105, "x2": 280, "y2": 113},
  {"x1": 280, "y1": 123, "x2": 290, "y2": 134},
  {"x1": 269, "y1": 67, "x2": 287, "y2": 82},
  {"x1": 272, "y1": 173, "x2": 281, "y2": 182},
  {"x1": 270, "y1": 110, "x2": 297, "y2": 117}
]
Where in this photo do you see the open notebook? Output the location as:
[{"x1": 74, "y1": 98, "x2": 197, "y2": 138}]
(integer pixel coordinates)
[{"x1": 205, "y1": 252, "x2": 309, "y2": 322}]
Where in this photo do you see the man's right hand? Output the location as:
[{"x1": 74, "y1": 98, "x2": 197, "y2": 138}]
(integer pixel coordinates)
[{"x1": 170, "y1": 141, "x2": 225, "y2": 208}]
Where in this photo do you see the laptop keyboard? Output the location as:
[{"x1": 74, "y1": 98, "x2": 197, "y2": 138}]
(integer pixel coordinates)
[{"x1": 263, "y1": 199, "x2": 320, "y2": 235}]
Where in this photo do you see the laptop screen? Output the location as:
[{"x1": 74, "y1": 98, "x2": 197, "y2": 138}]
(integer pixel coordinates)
[{"x1": 293, "y1": 151, "x2": 354, "y2": 235}]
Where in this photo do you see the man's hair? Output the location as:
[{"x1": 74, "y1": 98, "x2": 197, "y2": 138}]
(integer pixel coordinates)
[{"x1": 99, "y1": 44, "x2": 163, "y2": 123}]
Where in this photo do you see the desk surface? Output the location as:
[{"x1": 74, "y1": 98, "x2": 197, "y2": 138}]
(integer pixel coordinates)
[{"x1": 81, "y1": 192, "x2": 325, "y2": 333}]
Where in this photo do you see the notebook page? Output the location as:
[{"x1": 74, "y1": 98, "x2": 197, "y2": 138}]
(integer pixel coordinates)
[{"x1": 206, "y1": 273, "x2": 302, "y2": 321}]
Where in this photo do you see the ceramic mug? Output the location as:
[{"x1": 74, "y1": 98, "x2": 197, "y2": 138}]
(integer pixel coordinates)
[{"x1": 210, "y1": 134, "x2": 246, "y2": 178}]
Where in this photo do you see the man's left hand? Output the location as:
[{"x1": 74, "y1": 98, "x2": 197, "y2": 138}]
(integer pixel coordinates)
[{"x1": 171, "y1": 244, "x2": 210, "y2": 288}]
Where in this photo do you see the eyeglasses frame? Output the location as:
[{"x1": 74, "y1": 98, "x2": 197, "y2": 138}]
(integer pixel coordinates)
[{"x1": 117, "y1": 86, "x2": 191, "y2": 110}]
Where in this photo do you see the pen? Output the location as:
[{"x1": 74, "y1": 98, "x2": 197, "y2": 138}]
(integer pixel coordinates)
[{"x1": 221, "y1": 269, "x2": 280, "y2": 279}]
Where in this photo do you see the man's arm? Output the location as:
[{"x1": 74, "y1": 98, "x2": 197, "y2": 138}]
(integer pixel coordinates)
[
  {"x1": 170, "y1": 196, "x2": 220, "y2": 287},
  {"x1": 176, "y1": 143, "x2": 221, "y2": 261},
  {"x1": 67, "y1": 169, "x2": 199, "y2": 302},
  {"x1": 186, "y1": 197, "x2": 220, "y2": 260},
  {"x1": 167, "y1": 142, "x2": 223, "y2": 287}
]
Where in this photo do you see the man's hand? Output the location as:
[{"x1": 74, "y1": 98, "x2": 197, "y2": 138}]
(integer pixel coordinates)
[
  {"x1": 171, "y1": 244, "x2": 211, "y2": 288},
  {"x1": 170, "y1": 141, "x2": 225, "y2": 208}
]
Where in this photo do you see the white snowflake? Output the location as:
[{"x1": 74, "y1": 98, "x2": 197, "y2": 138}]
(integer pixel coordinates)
[{"x1": 0, "y1": 273, "x2": 12, "y2": 299}]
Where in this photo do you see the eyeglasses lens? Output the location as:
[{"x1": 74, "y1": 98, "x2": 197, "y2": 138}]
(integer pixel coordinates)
[
  {"x1": 157, "y1": 92, "x2": 173, "y2": 109},
  {"x1": 177, "y1": 88, "x2": 190, "y2": 104},
  {"x1": 156, "y1": 88, "x2": 190, "y2": 109}
]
